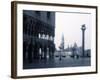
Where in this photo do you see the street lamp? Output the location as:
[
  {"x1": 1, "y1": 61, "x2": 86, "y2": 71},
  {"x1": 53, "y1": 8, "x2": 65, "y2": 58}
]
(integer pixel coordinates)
[{"x1": 81, "y1": 24, "x2": 86, "y2": 57}]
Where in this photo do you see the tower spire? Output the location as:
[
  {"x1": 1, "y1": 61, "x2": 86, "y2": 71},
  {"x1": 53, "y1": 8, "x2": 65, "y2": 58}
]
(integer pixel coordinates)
[
  {"x1": 62, "y1": 33, "x2": 64, "y2": 50},
  {"x1": 59, "y1": 33, "x2": 64, "y2": 50}
]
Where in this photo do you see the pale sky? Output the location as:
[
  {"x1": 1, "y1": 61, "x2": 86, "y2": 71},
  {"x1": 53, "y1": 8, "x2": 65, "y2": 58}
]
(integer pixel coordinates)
[{"x1": 54, "y1": 12, "x2": 91, "y2": 50}]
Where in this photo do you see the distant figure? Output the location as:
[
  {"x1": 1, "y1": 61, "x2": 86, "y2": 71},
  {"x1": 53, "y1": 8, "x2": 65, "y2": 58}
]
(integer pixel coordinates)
[
  {"x1": 44, "y1": 46, "x2": 47, "y2": 59},
  {"x1": 71, "y1": 47, "x2": 76, "y2": 58},
  {"x1": 28, "y1": 39, "x2": 33, "y2": 63},
  {"x1": 59, "y1": 51, "x2": 62, "y2": 61}
]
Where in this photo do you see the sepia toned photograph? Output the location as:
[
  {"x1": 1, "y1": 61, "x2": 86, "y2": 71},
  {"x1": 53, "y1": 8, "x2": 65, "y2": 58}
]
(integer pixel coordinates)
[{"x1": 11, "y1": 1, "x2": 97, "y2": 78}]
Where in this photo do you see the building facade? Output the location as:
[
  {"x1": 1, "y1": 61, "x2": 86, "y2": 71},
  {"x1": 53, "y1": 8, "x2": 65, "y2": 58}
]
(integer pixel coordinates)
[{"x1": 23, "y1": 10, "x2": 55, "y2": 62}]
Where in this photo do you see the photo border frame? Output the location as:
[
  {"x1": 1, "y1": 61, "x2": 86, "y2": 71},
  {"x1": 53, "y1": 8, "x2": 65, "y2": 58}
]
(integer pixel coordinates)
[{"x1": 11, "y1": 1, "x2": 98, "y2": 79}]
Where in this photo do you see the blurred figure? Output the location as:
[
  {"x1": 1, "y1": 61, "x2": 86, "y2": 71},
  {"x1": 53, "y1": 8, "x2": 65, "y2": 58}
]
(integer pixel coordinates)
[{"x1": 28, "y1": 39, "x2": 33, "y2": 63}]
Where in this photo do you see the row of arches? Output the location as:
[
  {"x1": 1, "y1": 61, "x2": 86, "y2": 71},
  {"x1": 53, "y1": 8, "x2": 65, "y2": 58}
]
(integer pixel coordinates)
[{"x1": 23, "y1": 39, "x2": 55, "y2": 63}]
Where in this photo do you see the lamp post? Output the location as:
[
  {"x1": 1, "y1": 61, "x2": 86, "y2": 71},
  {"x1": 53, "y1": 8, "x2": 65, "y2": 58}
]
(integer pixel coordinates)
[{"x1": 81, "y1": 24, "x2": 86, "y2": 57}]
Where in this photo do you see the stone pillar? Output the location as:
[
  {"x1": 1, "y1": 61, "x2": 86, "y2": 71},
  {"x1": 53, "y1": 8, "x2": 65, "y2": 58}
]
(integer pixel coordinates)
[{"x1": 81, "y1": 24, "x2": 86, "y2": 57}]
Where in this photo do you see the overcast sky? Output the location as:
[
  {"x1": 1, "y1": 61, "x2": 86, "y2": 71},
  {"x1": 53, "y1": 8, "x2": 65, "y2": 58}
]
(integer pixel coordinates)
[{"x1": 54, "y1": 12, "x2": 91, "y2": 50}]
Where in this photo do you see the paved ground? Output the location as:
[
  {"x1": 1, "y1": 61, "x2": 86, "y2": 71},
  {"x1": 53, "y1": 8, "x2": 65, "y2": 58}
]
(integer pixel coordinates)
[{"x1": 23, "y1": 55, "x2": 91, "y2": 69}]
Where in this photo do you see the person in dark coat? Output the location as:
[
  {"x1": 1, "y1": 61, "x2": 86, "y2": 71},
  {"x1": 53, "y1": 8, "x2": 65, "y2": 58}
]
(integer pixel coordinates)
[
  {"x1": 33, "y1": 42, "x2": 39, "y2": 60},
  {"x1": 28, "y1": 39, "x2": 33, "y2": 63}
]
